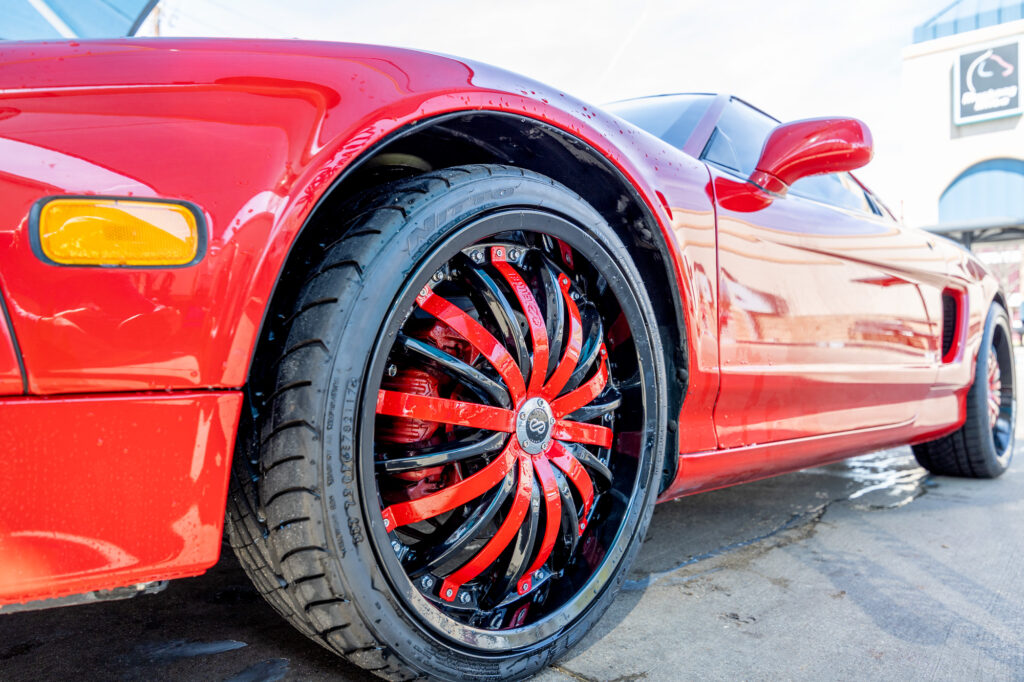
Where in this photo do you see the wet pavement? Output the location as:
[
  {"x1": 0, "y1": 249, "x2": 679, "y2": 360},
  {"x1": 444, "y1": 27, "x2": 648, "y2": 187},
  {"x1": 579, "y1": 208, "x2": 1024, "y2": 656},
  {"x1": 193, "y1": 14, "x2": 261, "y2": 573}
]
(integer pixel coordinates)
[{"x1": 2, "y1": 442, "x2": 1023, "y2": 680}]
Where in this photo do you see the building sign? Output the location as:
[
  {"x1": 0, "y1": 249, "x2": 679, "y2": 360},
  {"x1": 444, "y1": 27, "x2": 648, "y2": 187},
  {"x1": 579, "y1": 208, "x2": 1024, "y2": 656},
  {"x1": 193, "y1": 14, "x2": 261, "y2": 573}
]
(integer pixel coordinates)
[{"x1": 954, "y1": 40, "x2": 1021, "y2": 125}]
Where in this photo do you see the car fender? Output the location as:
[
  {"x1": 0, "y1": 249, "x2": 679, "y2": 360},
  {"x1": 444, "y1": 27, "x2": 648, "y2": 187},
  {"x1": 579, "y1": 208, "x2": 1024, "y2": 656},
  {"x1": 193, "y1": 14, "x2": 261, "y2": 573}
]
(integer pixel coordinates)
[{"x1": 0, "y1": 39, "x2": 702, "y2": 397}]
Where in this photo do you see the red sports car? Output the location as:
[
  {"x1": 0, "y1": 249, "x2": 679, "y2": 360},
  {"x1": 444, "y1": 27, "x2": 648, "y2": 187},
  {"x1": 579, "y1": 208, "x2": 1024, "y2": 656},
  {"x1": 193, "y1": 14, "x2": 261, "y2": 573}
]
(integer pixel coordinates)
[{"x1": 0, "y1": 39, "x2": 1015, "y2": 680}]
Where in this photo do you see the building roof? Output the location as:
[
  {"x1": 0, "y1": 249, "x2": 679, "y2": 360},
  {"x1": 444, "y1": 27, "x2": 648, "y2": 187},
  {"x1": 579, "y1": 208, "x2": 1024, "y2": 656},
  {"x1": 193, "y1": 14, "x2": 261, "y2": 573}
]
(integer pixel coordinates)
[
  {"x1": 0, "y1": 0, "x2": 155, "y2": 40},
  {"x1": 914, "y1": 0, "x2": 1024, "y2": 42}
]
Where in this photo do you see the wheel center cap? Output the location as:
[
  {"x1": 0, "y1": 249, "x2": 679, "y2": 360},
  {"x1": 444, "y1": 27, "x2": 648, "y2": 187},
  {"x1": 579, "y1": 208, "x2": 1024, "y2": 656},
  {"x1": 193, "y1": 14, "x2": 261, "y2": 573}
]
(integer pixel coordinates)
[{"x1": 516, "y1": 397, "x2": 555, "y2": 455}]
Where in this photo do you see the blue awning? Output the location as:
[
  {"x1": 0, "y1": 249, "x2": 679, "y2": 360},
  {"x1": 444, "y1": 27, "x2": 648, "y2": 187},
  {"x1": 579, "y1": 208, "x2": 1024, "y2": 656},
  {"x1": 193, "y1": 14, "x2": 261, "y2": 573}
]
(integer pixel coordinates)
[
  {"x1": 939, "y1": 158, "x2": 1024, "y2": 224},
  {"x1": 0, "y1": 0, "x2": 157, "y2": 40}
]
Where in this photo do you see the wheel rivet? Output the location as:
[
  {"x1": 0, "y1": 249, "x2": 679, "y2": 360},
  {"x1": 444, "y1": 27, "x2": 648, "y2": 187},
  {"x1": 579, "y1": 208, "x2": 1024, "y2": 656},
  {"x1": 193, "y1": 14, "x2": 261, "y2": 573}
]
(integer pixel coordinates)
[
  {"x1": 459, "y1": 592, "x2": 471, "y2": 604},
  {"x1": 433, "y1": 270, "x2": 444, "y2": 282},
  {"x1": 386, "y1": 364, "x2": 397, "y2": 377},
  {"x1": 519, "y1": 412, "x2": 527, "y2": 421},
  {"x1": 471, "y1": 250, "x2": 484, "y2": 263},
  {"x1": 604, "y1": 414, "x2": 613, "y2": 423},
  {"x1": 509, "y1": 248, "x2": 520, "y2": 261},
  {"x1": 421, "y1": 576, "x2": 433, "y2": 589},
  {"x1": 391, "y1": 540, "x2": 401, "y2": 552}
]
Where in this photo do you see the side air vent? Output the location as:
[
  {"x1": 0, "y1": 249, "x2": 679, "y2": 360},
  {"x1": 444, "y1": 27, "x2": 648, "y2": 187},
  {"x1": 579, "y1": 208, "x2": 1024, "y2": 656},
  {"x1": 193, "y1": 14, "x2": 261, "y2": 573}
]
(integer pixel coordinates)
[{"x1": 941, "y1": 290, "x2": 959, "y2": 363}]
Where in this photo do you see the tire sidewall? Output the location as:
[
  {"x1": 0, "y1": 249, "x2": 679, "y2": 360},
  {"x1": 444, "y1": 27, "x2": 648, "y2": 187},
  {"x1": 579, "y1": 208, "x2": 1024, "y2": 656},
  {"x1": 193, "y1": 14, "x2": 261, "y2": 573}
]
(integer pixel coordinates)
[
  {"x1": 969, "y1": 303, "x2": 1015, "y2": 475},
  {"x1": 316, "y1": 170, "x2": 667, "y2": 679}
]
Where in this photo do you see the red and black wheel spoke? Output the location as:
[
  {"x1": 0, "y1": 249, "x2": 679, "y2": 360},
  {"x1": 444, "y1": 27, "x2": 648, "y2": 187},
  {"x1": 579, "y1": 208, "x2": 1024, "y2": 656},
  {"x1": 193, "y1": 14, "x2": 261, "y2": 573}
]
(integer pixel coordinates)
[
  {"x1": 377, "y1": 431, "x2": 507, "y2": 474},
  {"x1": 376, "y1": 390, "x2": 514, "y2": 433},
  {"x1": 373, "y1": 235, "x2": 637, "y2": 628},
  {"x1": 542, "y1": 269, "x2": 583, "y2": 400},
  {"x1": 565, "y1": 302, "x2": 606, "y2": 392},
  {"x1": 407, "y1": 467, "x2": 517, "y2": 578},
  {"x1": 536, "y1": 260, "x2": 567, "y2": 382},
  {"x1": 396, "y1": 334, "x2": 511, "y2": 408},
  {"x1": 460, "y1": 259, "x2": 533, "y2": 384}
]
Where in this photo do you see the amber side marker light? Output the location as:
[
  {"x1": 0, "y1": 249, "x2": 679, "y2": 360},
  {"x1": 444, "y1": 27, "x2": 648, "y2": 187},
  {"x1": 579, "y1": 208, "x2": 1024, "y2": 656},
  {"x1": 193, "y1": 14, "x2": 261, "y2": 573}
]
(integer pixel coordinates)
[{"x1": 31, "y1": 196, "x2": 205, "y2": 267}]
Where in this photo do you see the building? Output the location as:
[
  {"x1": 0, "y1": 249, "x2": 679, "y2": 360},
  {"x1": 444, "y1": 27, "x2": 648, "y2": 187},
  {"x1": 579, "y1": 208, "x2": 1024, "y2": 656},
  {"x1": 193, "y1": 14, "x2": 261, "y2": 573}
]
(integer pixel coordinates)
[{"x1": 903, "y1": 1, "x2": 1024, "y2": 316}]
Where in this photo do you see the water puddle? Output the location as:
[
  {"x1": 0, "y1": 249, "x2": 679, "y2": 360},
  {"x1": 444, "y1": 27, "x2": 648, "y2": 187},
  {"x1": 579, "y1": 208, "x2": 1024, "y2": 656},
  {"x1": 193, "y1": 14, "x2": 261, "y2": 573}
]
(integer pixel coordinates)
[
  {"x1": 225, "y1": 658, "x2": 290, "y2": 682},
  {"x1": 131, "y1": 639, "x2": 247, "y2": 662},
  {"x1": 808, "y1": 449, "x2": 932, "y2": 510}
]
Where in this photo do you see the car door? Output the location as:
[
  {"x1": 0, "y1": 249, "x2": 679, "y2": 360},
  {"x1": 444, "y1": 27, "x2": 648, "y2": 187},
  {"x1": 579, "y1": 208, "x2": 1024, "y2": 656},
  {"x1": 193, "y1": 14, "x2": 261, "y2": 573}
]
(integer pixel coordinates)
[{"x1": 705, "y1": 99, "x2": 938, "y2": 448}]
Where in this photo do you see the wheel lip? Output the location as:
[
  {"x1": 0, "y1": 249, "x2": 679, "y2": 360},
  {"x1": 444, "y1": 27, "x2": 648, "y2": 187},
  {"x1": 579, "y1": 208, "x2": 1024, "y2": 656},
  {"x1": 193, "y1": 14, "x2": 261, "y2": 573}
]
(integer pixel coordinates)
[
  {"x1": 986, "y1": 317, "x2": 1016, "y2": 466},
  {"x1": 987, "y1": 352, "x2": 1001, "y2": 429},
  {"x1": 355, "y1": 208, "x2": 661, "y2": 653}
]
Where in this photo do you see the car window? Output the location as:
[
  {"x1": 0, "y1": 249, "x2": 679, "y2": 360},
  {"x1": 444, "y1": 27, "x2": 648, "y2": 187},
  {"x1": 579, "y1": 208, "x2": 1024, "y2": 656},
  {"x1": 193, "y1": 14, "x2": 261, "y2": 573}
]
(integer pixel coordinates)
[
  {"x1": 605, "y1": 94, "x2": 713, "y2": 151},
  {"x1": 701, "y1": 98, "x2": 777, "y2": 177},
  {"x1": 790, "y1": 173, "x2": 877, "y2": 214}
]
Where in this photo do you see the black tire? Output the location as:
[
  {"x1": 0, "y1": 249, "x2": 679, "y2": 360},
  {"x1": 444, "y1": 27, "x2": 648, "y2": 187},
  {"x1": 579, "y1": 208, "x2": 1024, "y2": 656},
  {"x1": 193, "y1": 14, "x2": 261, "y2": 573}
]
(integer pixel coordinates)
[
  {"x1": 225, "y1": 165, "x2": 667, "y2": 680},
  {"x1": 912, "y1": 301, "x2": 1016, "y2": 478}
]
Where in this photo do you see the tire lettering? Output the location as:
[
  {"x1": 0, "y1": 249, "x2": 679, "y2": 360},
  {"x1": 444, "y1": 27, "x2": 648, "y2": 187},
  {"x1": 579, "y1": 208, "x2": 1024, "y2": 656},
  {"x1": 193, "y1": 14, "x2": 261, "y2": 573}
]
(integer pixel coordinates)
[{"x1": 339, "y1": 378, "x2": 364, "y2": 546}]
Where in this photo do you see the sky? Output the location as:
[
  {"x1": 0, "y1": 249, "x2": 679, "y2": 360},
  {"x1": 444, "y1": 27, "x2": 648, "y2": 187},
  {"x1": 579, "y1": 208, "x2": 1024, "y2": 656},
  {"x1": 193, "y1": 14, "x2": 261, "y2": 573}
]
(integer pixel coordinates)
[{"x1": 140, "y1": 0, "x2": 948, "y2": 218}]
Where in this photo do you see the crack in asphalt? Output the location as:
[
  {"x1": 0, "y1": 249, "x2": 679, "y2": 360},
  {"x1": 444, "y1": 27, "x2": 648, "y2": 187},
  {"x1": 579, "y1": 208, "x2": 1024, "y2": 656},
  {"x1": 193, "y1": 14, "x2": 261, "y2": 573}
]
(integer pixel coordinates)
[{"x1": 552, "y1": 664, "x2": 649, "y2": 682}]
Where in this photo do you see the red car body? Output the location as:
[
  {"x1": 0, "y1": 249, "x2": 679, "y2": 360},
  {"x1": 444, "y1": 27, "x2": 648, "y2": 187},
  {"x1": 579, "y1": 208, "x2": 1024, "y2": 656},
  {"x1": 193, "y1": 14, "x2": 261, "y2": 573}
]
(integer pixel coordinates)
[{"x1": 0, "y1": 39, "x2": 997, "y2": 607}]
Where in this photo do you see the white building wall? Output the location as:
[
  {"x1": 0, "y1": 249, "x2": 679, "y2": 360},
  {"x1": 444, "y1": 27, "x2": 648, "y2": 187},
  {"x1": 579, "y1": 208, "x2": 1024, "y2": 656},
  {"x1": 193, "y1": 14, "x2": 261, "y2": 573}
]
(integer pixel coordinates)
[{"x1": 901, "y1": 19, "x2": 1024, "y2": 228}]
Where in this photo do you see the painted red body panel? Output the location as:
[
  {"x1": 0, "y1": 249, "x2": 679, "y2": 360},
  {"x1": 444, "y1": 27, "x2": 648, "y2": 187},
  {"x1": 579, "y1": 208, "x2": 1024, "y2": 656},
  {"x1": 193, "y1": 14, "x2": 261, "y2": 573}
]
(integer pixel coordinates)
[
  {"x1": 0, "y1": 391, "x2": 242, "y2": 604},
  {"x1": 0, "y1": 39, "x2": 1000, "y2": 604}
]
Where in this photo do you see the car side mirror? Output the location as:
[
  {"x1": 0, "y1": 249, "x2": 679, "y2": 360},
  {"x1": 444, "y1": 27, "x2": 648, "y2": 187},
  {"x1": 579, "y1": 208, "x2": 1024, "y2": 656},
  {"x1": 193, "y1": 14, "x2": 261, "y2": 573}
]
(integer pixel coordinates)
[{"x1": 749, "y1": 117, "x2": 873, "y2": 196}]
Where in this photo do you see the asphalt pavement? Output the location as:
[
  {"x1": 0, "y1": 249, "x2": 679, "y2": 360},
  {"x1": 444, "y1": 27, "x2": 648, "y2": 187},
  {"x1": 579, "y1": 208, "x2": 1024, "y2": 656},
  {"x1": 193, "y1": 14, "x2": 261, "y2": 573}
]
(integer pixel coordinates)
[{"x1": 2, "y1": 425, "x2": 1022, "y2": 681}]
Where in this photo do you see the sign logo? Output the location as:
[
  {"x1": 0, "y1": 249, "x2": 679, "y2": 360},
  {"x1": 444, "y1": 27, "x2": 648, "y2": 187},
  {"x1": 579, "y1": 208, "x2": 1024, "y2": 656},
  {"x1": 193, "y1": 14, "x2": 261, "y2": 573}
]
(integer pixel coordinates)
[{"x1": 955, "y1": 41, "x2": 1021, "y2": 125}]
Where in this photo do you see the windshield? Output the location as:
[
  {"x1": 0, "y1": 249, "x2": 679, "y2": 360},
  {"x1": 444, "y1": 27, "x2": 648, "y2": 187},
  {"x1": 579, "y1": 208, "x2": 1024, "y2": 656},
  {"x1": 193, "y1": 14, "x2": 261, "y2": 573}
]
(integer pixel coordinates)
[{"x1": 605, "y1": 94, "x2": 713, "y2": 151}]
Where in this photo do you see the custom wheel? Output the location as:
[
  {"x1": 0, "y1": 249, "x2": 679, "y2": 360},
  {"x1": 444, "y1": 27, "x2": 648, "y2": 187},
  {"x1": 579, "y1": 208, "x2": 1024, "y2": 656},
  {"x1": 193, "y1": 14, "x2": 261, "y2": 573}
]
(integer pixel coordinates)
[
  {"x1": 226, "y1": 165, "x2": 667, "y2": 680},
  {"x1": 913, "y1": 302, "x2": 1015, "y2": 478}
]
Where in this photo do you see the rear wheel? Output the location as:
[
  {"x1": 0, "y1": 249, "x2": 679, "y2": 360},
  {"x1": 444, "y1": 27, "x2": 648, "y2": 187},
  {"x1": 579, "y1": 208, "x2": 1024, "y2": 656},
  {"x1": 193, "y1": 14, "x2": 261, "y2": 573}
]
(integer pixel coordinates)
[
  {"x1": 912, "y1": 302, "x2": 1016, "y2": 478},
  {"x1": 225, "y1": 165, "x2": 667, "y2": 680}
]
